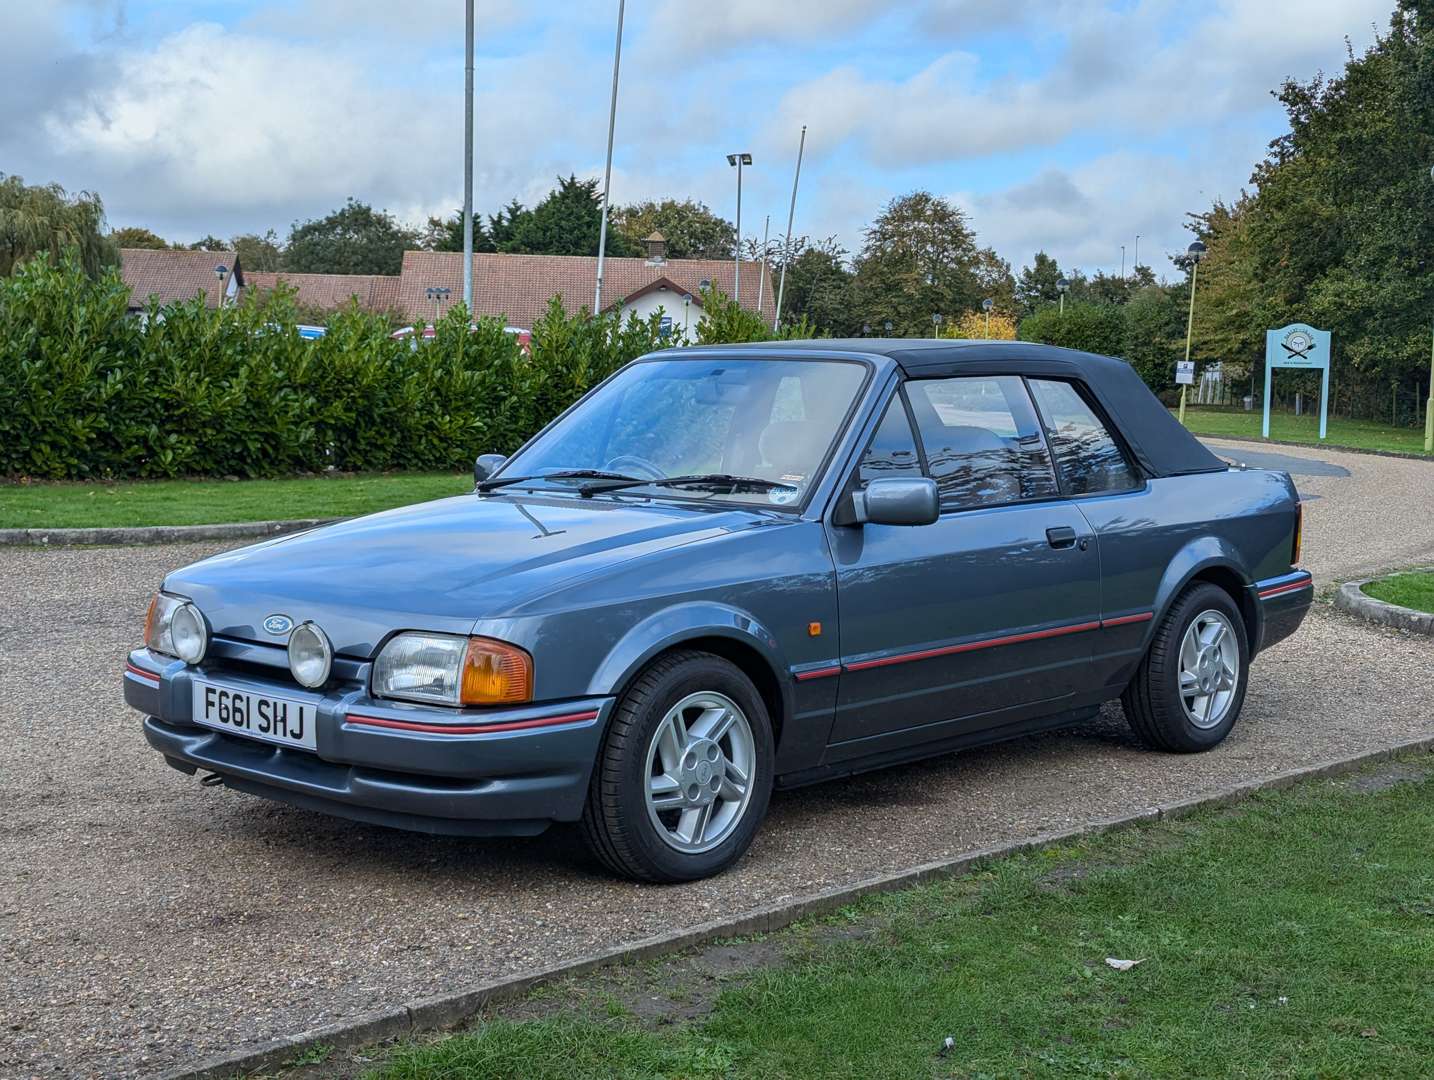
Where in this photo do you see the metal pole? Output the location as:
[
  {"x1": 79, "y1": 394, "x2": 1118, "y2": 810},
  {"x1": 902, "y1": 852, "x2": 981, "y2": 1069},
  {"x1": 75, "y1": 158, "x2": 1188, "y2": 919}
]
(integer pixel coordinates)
[
  {"x1": 1133, "y1": 234, "x2": 1140, "y2": 271},
  {"x1": 1425, "y1": 314, "x2": 1433, "y2": 452},
  {"x1": 462, "y1": 0, "x2": 474, "y2": 313},
  {"x1": 1059, "y1": 293, "x2": 1065, "y2": 315},
  {"x1": 593, "y1": 0, "x2": 625, "y2": 314},
  {"x1": 773, "y1": 124, "x2": 806, "y2": 332},
  {"x1": 985, "y1": 310, "x2": 991, "y2": 338},
  {"x1": 1179, "y1": 259, "x2": 1200, "y2": 425},
  {"x1": 733, "y1": 157, "x2": 743, "y2": 301},
  {"x1": 1120, "y1": 245, "x2": 1125, "y2": 279},
  {"x1": 756, "y1": 214, "x2": 769, "y2": 314}
]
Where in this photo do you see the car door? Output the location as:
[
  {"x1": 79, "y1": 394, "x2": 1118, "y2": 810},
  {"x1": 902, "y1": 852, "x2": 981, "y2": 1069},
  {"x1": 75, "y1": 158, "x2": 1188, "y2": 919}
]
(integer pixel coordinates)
[
  {"x1": 823, "y1": 375, "x2": 1101, "y2": 752},
  {"x1": 1025, "y1": 376, "x2": 1161, "y2": 692}
]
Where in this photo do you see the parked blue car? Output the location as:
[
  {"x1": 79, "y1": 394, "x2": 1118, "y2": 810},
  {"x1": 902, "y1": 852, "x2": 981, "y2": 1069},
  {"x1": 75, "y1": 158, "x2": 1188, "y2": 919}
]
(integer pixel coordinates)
[{"x1": 126, "y1": 341, "x2": 1312, "y2": 881}]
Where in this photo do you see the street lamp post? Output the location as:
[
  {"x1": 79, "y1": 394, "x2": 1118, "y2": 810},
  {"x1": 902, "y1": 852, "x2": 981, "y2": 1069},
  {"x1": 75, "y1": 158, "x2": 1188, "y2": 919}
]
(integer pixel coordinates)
[
  {"x1": 681, "y1": 293, "x2": 692, "y2": 339},
  {"x1": 462, "y1": 0, "x2": 474, "y2": 313},
  {"x1": 982, "y1": 297, "x2": 994, "y2": 338},
  {"x1": 1056, "y1": 277, "x2": 1070, "y2": 315},
  {"x1": 1426, "y1": 165, "x2": 1434, "y2": 453},
  {"x1": 727, "y1": 152, "x2": 752, "y2": 301},
  {"x1": 1179, "y1": 240, "x2": 1207, "y2": 426},
  {"x1": 1134, "y1": 234, "x2": 1140, "y2": 272},
  {"x1": 213, "y1": 264, "x2": 229, "y2": 308}
]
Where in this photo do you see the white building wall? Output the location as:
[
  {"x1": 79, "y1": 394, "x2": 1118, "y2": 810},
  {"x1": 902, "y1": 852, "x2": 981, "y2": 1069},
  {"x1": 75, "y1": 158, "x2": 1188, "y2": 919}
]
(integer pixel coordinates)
[{"x1": 615, "y1": 289, "x2": 704, "y2": 343}]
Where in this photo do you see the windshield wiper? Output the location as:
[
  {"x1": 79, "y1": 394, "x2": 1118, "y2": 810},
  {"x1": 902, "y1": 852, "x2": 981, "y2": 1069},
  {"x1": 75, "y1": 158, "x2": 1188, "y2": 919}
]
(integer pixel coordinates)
[
  {"x1": 477, "y1": 468, "x2": 641, "y2": 493},
  {"x1": 577, "y1": 473, "x2": 799, "y2": 497}
]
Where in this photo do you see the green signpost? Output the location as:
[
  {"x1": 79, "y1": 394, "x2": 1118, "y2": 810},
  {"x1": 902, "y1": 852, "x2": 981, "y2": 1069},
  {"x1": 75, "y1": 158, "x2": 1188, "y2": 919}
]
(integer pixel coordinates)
[{"x1": 1263, "y1": 323, "x2": 1331, "y2": 441}]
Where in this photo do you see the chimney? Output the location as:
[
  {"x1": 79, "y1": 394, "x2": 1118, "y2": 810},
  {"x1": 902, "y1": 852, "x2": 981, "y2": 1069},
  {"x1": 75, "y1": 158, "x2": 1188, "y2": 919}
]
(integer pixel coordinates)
[{"x1": 643, "y1": 231, "x2": 667, "y2": 265}]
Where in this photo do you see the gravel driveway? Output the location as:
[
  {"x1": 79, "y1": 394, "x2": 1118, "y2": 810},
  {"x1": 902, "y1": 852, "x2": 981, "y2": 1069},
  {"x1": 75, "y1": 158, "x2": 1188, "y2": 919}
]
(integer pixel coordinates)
[{"x1": 3, "y1": 443, "x2": 1432, "y2": 1078}]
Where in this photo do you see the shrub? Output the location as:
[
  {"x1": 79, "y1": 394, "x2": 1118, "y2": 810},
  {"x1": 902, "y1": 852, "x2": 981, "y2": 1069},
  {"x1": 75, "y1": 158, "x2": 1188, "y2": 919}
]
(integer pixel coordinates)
[{"x1": 0, "y1": 254, "x2": 677, "y2": 479}]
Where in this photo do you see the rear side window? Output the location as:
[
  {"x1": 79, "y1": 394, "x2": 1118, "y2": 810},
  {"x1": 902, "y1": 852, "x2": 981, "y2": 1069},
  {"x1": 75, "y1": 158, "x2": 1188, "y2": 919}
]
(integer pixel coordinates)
[
  {"x1": 858, "y1": 397, "x2": 923, "y2": 487},
  {"x1": 905, "y1": 376, "x2": 1059, "y2": 511},
  {"x1": 1028, "y1": 379, "x2": 1139, "y2": 495}
]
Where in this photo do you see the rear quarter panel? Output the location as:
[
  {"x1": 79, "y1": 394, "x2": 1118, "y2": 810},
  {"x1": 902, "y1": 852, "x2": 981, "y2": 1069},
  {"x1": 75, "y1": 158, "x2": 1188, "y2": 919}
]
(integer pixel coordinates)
[{"x1": 1079, "y1": 467, "x2": 1300, "y2": 692}]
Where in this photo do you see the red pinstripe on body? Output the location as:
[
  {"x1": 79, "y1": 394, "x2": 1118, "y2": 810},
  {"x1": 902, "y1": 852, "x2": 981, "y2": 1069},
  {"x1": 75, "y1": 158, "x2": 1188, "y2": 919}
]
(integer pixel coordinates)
[
  {"x1": 1258, "y1": 573, "x2": 1312, "y2": 599},
  {"x1": 1100, "y1": 612, "x2": 1154, "y2": 628},
  {"x1": 344, "y1": 709, "x2": 599, "y2": 736},
  {"x1": 125, "y1": 662, "x2": 161, "y2": 685},
  {"x1": 843, "y1": 619, "x2": 1104, "y2": 673}
]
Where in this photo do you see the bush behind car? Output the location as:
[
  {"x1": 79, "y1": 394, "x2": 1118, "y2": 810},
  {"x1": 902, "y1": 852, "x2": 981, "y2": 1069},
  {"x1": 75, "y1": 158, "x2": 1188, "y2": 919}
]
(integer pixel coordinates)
[{"x1": 0, "y1": 255, "x2": 705, "y2": 479}]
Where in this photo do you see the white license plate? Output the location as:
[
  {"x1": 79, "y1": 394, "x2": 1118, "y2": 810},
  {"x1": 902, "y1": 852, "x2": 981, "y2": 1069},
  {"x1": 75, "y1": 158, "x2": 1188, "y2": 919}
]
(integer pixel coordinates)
[{"x1": 191, "y1": 681, "x2": 317, "y2": 751}]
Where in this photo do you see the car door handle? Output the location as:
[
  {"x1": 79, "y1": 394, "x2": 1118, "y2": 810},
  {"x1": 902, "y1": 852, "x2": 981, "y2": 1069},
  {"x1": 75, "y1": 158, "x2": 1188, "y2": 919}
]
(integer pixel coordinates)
[{"x1": 1046, "y1": 526, "x2": 1078, "y2": 549}]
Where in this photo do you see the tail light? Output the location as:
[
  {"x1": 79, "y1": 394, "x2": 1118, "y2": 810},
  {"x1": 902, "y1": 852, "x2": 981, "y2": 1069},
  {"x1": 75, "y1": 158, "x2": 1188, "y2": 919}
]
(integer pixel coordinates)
[{"x1": 1291, "y1": 502, "x2": 1303, "y2": 566}]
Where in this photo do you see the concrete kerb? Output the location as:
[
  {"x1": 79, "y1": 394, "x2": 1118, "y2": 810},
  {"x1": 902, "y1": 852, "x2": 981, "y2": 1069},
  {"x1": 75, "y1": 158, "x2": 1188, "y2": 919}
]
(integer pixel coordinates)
[
  {"x1": 1335, "y1": 570, "x2": 1434, "y2": 636},
  {"x1": 162, "y1": 734, "x2": 1434, "y2": 1080},
  {"x1": 0, "y1": 519, "x2": 338, "y2": 547}
]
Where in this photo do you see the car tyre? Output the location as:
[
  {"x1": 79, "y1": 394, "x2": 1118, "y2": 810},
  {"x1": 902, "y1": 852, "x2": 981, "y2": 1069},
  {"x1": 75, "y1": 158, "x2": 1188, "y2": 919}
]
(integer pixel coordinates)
[
  {"x1": 1121, "y1": 582, "x2": 1249, "y2": 753},
  {"x1": 581, "y1": 650, "x2": 774, "y2": 883}
]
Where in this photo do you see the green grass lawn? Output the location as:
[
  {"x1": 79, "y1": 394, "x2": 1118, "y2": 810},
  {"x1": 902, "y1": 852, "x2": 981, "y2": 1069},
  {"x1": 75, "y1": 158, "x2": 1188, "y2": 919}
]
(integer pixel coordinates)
[
  {"x1": 0, "y1": 472, "x2": 470, "y2": 529},
  {"x1": 1363, "y1": 571, "x2": 1434, "y2": 615},
  {"x1": 366, "y1": 756, "x2": 1434, "y2": 1080},
  {"x1": 1180, "y1": 406, "x2": 1431, "y2": 455}
]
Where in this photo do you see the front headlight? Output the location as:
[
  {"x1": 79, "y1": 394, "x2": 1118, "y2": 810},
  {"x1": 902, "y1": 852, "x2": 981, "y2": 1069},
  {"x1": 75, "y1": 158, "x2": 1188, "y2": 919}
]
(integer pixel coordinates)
[
  {"x1": 373, "y1": 633, "x2": 533, "y2": 707},
  {"x1": 145, "y1": 592, "x2": 209, "y2": 664},
  {"x1": 144, "y1": 592, "x2": 182, "y2": 658}
]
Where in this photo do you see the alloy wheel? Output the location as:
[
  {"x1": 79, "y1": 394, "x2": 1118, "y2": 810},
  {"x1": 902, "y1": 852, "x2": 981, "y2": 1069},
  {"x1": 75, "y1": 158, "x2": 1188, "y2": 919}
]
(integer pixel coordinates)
[{"x1": 643, "y1": 691, "x2": 756, "y2": 853}]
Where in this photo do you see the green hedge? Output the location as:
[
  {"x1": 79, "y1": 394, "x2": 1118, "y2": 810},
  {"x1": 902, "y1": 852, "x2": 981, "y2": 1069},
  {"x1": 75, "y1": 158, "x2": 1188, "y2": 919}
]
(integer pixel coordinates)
[{"x1": 0, "y1": 255, "x2": 721, "y2": 479}]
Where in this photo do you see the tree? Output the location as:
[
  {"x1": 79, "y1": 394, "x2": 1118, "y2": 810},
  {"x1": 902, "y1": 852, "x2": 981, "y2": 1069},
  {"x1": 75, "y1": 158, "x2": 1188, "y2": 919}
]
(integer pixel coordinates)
[
  {"x1": 850, "y1": 192, "x2": 999, "y2": 335},
  {"x1": 487, "y1": 200, "x2": 529, "y2": 250},
  {"x1": 187, "y1": 235, "x2": 228, "y2": 252},
  {"x1": 1017, "y1": 301, "x2": 1126, "y2": 357},
  {"x1": 1015, "y1": 252, "x2": 1066, "y2": 316},
  {"x1": 612, "y1": 198, "x2": 735, "y2": 260},
  {"x1": 419, "y1": 211, "x2": 494, "y2": 253},
  {"x1": 771, "y1": 236, "x2": 856, "y2": 334},
  {"x1": 110, "y1": 226, "x2": 170, "y2": 250},
  {"x1": 504, "y1": 175, "x2": 638, "y2": 258},
  {"x1": 232, "y1": 230, "x2": 284, "y2": 272},
  {"x1": 284, "y1": 198, "x2": 419, "y2": 275},
  {"x1": 943, "y1": 309, "x2": 1018, "y2": 340},
  {"x1": 0, "y1": 174, "x2": 117, "y2": 278},
  {"x1": 1188, "y1": 0, "x2": 1434, "y2": 418}
]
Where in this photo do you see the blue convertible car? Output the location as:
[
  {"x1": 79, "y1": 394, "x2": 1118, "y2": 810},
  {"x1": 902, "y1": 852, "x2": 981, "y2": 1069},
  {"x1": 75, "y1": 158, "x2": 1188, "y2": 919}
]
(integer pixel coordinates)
[{"x1": 126, "y1": 341, "x2": 1312, "y2": 881}]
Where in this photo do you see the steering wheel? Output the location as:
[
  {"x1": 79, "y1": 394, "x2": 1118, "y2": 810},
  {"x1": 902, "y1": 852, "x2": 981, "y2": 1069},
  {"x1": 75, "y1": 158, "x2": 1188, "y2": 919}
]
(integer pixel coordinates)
[{"x1": 603, "y1": 454, "x2": 665, "y2": 481}]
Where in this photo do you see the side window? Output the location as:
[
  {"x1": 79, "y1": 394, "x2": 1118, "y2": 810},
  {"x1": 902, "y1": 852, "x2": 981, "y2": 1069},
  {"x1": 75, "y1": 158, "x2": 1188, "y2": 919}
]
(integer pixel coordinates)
[
  {"x1": 1028, "y1": 379, "x2": 1139, "y2": 495},
  {"x1": 858, "y1": 396, "x2": 923, "y2": 487},
  {"x1": 905, "y1": 376, "x2": 1059, "y2": 511}
]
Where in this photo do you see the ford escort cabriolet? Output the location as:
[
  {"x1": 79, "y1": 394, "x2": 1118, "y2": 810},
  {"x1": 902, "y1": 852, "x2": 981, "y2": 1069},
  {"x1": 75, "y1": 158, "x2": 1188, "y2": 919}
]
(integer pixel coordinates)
[{"x1": 126, "y1": 340, "x2": 1312, "y2": 882}]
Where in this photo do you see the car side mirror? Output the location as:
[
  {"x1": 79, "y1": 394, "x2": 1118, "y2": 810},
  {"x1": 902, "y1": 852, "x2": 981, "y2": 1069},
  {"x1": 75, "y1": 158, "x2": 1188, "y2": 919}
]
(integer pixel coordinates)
[
  {"x1": 837, "y1": 477, "x2": 940, "y2": 527},
  {"x1": 473, "y1": 453, "x2": 507, "y2": 485}
]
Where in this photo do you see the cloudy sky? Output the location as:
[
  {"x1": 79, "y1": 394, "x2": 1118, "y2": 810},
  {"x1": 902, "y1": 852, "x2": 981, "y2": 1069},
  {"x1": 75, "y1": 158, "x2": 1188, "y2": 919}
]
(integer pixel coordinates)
[{"x1": 3, "y1": 0, "x2": 1394, "y2": 278}]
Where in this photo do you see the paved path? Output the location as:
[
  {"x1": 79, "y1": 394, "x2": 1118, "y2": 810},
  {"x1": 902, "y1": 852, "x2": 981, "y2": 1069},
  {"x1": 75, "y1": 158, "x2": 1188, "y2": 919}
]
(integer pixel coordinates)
[
  {"x1": 1202, "y1": 438, "x2": 1434, "y2": 580},
  {"x1": 3, "y1": 447, "x2": 1433, "y2": 1078}
]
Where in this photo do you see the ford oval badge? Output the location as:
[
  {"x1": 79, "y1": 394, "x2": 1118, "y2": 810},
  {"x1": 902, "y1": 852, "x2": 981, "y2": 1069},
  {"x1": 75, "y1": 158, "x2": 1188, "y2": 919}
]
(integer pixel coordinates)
[{"x1": 263, "y1": 614, "x2": 294, "y2": 636}]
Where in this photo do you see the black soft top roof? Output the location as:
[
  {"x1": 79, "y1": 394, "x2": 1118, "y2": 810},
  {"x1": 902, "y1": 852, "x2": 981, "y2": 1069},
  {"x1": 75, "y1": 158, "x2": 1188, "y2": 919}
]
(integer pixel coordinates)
[{"x1": 667, "y1": 339, "x2": 1227, "y2": 478}]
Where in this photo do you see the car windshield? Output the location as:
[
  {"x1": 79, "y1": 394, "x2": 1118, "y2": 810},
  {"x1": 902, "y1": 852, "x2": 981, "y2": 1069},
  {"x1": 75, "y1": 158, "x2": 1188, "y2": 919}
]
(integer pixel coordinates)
[{"x1": 495, "y1": 357, "x2": 868, "y2": 509}]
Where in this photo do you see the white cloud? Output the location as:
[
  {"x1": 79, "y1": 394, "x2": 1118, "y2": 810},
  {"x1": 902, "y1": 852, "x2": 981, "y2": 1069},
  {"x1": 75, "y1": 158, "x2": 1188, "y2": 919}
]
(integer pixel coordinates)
[
  {"x1": 21, "y1": 20, "x2": 618, "y2": 240},
  {"x1": 764, "y1": 0, "x2": 1392, "y2": 168}
]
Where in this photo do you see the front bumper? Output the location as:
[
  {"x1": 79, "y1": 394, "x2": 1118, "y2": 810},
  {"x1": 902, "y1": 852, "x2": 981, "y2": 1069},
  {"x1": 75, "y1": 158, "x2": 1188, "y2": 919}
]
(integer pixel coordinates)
[
  {"x1": 125, "y1": 643, "x2": 611, "y2": 836},
  {"x1": 1252, "y1": 570, "x2": 1314, "y2": 654}
]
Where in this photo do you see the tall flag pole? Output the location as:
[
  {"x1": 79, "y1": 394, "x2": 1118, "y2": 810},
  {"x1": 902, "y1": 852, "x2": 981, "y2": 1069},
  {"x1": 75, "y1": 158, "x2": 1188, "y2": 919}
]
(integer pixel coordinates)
[
  {"x1": 594, "y1": 0, "x2": 626, "y2": 314},
  {"x1": 773, "y1": 125, "x2": 806, "y2": 333}
]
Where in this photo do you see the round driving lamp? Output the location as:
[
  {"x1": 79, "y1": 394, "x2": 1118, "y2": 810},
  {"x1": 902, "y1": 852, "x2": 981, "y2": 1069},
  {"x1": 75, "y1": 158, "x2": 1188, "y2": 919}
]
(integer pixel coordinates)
[
  {"x1": 288, "y1": 622, "x2": 333, "y2": 688},
  {"x1": 171, "y1": 602, "x2": 208, "y2": 664}
]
